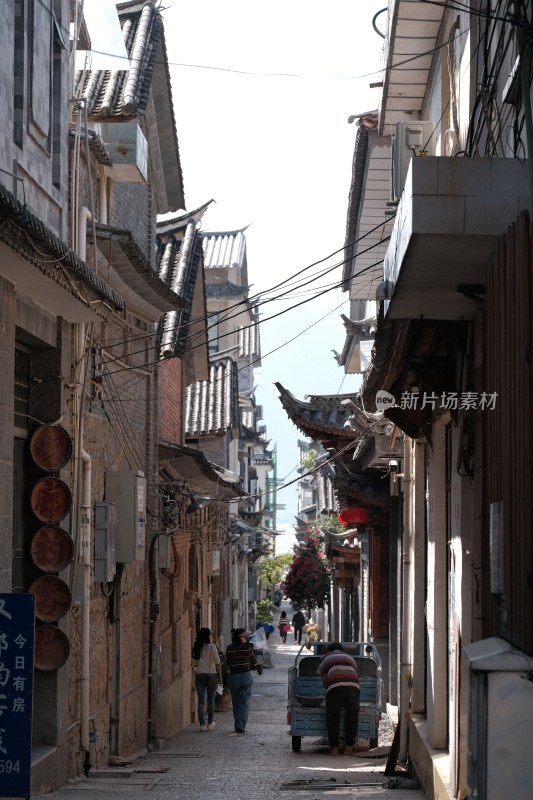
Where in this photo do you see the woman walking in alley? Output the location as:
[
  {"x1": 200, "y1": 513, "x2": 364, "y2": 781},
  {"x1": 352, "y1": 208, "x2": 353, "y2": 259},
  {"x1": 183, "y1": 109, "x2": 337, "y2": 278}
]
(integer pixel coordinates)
[
  {"x1": 278, "y1": 610, "x2": 290, "y2": 644},
  {"x1": 226, "y1": 628, "x2": 262, "y2": 732},
  {"x1": 192, "y1": 628, "x2": 222, "y2": 732}
]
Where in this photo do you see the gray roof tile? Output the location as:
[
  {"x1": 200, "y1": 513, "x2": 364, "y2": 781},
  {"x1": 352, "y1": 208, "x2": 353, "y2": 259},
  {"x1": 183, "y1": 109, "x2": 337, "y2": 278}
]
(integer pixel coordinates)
[
  {"x1": 185, "y1": 357, "x2": 239, "y2": 436},
  {"x1": 75, "y1": 3, "x2": 160, "y2": 119},
  {"x1": 0, "y1": 183, "x2": 124, "y2": 313},
  {"x1": 202, "y1": 230, "x2": 247, "y2": 271},
  {"x1": 155, "y1": 207, "x2": 211, "y2": 361},
  {"x1": 238, "y1": 322, "x2": 260, "y2": 359}
]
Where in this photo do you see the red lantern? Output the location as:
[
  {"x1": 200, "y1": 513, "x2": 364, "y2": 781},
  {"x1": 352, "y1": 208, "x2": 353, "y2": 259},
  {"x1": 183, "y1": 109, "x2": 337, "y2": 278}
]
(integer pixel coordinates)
[{"x1": 337, "y1": 506, "x2": 369, "y2": 525}]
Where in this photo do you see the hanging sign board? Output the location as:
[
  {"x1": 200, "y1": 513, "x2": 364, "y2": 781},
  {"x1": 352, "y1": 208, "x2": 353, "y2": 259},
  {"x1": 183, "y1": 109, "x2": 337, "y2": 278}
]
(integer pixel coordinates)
[{"x1": 0, "y1": 593, "x2": 35, "y2": 798}]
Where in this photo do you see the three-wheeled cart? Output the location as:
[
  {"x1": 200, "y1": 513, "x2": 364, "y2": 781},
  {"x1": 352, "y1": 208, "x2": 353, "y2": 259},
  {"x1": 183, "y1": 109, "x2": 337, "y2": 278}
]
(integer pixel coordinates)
[{"x1": 287, "y1": 641, "x2": 382, "y2": 753}]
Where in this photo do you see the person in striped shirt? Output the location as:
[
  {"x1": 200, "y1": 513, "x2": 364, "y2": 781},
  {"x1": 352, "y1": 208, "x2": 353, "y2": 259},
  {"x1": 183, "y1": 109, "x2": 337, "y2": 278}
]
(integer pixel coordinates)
[
  {"x1": 319, "y1": 643, "x2": 360, "y2": 755},
  {"x1": 225, "y1": 628, "x2": 262, "y2": 732}
]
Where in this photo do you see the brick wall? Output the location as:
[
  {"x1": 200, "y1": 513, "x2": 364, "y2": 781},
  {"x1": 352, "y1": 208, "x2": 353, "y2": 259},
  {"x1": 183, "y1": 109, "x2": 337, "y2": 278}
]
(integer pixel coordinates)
[
  {"x1": 110, "y1": 181, "x2": 155, "y2": 266},
  {"x1": 66, "y1": 315, "x2": 159, "y2": 767},
  {"x1": 160, "y1": 358, "x2": 183, "y2": 443}
]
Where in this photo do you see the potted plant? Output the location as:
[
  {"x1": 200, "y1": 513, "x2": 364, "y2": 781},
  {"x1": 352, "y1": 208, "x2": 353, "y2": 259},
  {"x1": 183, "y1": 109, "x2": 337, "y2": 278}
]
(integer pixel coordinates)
[
  {"x1": 214, "y1": 651, "x2": 231, "y2": 712},
  {"x1": 304, "y1": 624, "x2": 319, "y2": 650}
]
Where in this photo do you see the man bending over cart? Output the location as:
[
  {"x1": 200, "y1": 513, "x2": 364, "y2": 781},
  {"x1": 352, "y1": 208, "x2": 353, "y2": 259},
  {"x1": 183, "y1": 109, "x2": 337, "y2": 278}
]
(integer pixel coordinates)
[{"x1": 319, "y1": 643, "x2": 360, "y2": 755}]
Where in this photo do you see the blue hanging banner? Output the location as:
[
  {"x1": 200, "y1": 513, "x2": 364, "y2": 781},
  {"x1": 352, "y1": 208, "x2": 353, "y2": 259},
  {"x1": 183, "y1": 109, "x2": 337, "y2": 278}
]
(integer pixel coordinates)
[{"x1": 0, "y1": 593, "x2": 35, "y2": 799}]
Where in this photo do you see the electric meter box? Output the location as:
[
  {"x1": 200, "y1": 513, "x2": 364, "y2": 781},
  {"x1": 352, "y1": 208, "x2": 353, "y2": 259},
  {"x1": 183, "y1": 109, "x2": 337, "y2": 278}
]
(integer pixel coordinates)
[
  {"x1": 106, "y1": 470, "x2": 146, "y2": 563},
  {"x1": 94, "y1": 501, "x2": 117, "y2": 582}
]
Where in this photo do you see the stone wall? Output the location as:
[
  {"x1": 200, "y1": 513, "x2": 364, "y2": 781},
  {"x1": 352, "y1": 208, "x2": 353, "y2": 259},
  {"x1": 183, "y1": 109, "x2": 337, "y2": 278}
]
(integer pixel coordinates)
[
  {"x1": 0, "y1": 276, "x2": 15, "y2": 593},
  {"x1": 1, "y1": 1, "x2": 70, "y2": 238}
]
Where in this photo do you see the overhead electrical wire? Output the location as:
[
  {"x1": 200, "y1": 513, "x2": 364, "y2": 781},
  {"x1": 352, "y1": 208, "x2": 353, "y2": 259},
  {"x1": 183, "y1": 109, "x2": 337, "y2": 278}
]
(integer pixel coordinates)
[
  {"x1": 182, "y1": 236, "x2": 391, "y2": 355},
  {"x1": 100, "y1": 282, "x2": 364, "y2": 404},
  {"x1": 99, "y1": 261, "x2": 381, "y2": 405},
  {"x1": 99, "y1": 247, "x2": 387, "y2": 374},
  {"x1": 73, "y1": 4, "x2": 513, "y2": 83},
  {"x1": 100, "y1": 263, "x2": 380, "y2": 404},
  {"x1": 99, "y1": 213, "x2": 395, "y2": 352},
  {"x1": 231, "y1": 411, "x2": 388, "y2": 503}
]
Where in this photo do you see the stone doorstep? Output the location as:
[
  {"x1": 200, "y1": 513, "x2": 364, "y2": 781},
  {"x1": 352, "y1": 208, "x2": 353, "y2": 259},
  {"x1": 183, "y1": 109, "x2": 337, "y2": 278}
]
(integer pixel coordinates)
[
  {"x1": 409, "y1": 715, "x2": 454, "y2": 800},
  {"x1": 386, "y1": 702, "x2": 399, "y2": 731}
]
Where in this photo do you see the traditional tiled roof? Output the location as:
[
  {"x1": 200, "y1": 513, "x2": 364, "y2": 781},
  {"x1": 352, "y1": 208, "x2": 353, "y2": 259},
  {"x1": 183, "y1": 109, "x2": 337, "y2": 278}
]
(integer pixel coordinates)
[
  {"x1": 339, "y1": 314, "x2": 376, "y2": 371},
  {"x1": 344, "y1": 116, "x2": 374, "y2": 286},
  {"x1": 0, "y1": 183, "x2": 124, "y2": 315},
  {"x1": 75, "y1": 2, "x2": 160, "y2": 118},
  {"x1": 89, "y1": 223, "x2": 183, "y2": 318},
  {"x1": 75, "y1": 1, "x2": 184, "y2": 210},
  {"x1": 241, "y1": 408, "x2": 254, "y2": 429},
  {"x1": 316, "y1": 467, "x2": 336, "y2": 515},
  {"x1": 275, "y1": 382, "x2": 357, "y2": 441},
  {"x1": 69, "y1": 128, "x2": 112, "y2": 166},
  {"x1": 205, "y1": 282, "x2": 246, "y2": 297},
  {"x1": 343, "y1": 112, "x2": 392, "y2": 302},
  {"x1": 334, "y1": 461, "x2": 390, "y2": 511},
  {"x1": 238, "y1": 321, "x2": 260, "y2": 359},
  {"x1": 159, "y1": 441, "x2": 242, "y2": 498},
  {"x1": 254, "y1": 454, "x2": 272, "y2": 466},
  {"x1": 185, "y1": 356, "x2": 239, "y2": 436},
  {"x1": 202, "y1": 229, "x2": 248, "y2": 284},
  {"x1": 155, "y1": 206, "x2": 212, "y2": 360}
]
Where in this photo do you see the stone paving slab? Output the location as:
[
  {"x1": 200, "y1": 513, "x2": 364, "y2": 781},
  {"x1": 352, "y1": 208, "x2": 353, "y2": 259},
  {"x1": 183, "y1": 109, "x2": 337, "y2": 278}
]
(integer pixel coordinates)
[{"x1": 34, "y1": 605, "x2": 427, "y2": 800}]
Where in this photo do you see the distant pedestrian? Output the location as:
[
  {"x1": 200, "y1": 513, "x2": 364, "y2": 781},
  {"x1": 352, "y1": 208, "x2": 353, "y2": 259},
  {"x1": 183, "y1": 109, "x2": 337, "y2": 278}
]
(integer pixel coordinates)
[
  {"x1": 292, "y1": 609, "x2": 306, "y2": 644},
  {"x1": 226, "y1": 628, "x2": 262, "y2": 733},
  {"x1": 192, "y1": 628, "x2": 222, "y2": 732},
  {"x1": 278, "y1": 611, "x2": 290, "y2": 644},
  {"x1": 319, "y1": 643, "x2": 360, "y2": 755}
]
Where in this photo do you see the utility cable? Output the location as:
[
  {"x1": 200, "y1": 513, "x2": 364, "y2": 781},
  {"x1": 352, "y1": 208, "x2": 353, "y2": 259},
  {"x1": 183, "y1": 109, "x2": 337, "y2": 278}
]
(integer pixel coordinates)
[
  {"x1": 100, "y1": 213, "x2": 396, "y2": 351},
  {"x1": 100, "y1": 252, "x2": 385, "y2": 374}
]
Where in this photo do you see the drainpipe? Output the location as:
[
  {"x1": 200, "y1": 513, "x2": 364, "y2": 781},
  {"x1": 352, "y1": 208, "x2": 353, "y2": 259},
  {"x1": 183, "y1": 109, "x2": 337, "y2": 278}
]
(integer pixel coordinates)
[
  {"x1": 147, "y1": 535, "x2": 162, "y2": 744},
  {"x1": 399, "y1": 436, "x2": 413, "y2": 762},
  {"x1": 99, "y1": 168, "x2": 108, "y2": 225},
  {"x1": 110, "y1": 565, "x2": 123, "y2": 756},
  {"x1": 80, "y1": 448, "x2": 91, "y2": 764},
  {"x1": 73, "y1": 320, "x2": 92, "y2": 773},
  {"x1": 233, "y1": 551, "x2": 240, "y2": 629},
  {"x1": 78, "y1": 207, "x2": 92, "y2": 264}
]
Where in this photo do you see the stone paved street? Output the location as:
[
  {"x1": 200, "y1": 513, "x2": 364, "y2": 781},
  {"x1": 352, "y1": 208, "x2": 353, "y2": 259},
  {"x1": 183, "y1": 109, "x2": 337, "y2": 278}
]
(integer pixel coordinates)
[{"x1": 35, "y1": 605, "x2": 427, "y2": 800}]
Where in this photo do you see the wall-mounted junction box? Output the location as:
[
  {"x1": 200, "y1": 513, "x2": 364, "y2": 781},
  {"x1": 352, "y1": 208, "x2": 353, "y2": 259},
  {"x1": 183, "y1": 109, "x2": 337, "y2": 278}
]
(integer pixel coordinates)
[
  {"x1": 94, "y1": 501, "x2": 116, "y2": 582},
  {"x1": 105, "y1": 470, "x2": 146, "y2": 563}
]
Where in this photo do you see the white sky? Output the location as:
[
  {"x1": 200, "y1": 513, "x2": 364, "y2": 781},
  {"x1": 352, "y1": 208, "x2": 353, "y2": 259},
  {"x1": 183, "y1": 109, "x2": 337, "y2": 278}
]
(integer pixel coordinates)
[
  {"x1": 77, "y1": 1, "x2": 129, "y2": 70},
  {"x1": 160, "y1": 1, "x2": 386, "y2": 524}
]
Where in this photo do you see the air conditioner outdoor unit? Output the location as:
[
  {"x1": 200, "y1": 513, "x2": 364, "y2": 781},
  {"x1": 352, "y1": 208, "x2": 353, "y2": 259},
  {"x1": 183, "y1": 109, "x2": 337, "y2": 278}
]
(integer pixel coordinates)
[
  {"x1": 391, "y1": 120, "x2": 435, "y2": 201},
  {"x1": 97, "y1": 122, "x2": 148, "y2": 183}
]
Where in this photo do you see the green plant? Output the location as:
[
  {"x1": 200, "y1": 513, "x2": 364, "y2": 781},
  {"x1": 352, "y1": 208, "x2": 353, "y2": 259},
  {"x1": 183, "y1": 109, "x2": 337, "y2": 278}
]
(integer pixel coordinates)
[
  {"x1": 301, "y1": 448, "x2": 317, "y2": 470},
  {"x1": 256, "y1": 598, "x2": 274, "y2": 622},
  {"x1": 317, "y1": 513, "x2": 346, "y2": 535},
  {"x1": 258, "y1": 552, "x2": 293, "y2": 585},
  {"x1": 282, "y1": 528, "x2": 332, "y2": 610}
]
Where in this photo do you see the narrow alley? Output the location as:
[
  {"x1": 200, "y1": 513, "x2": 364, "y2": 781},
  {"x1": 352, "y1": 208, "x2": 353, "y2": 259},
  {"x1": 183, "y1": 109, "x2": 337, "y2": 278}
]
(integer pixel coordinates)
[{"x1": 35, "y1": 604, "x2": 426, "y2": 800}]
